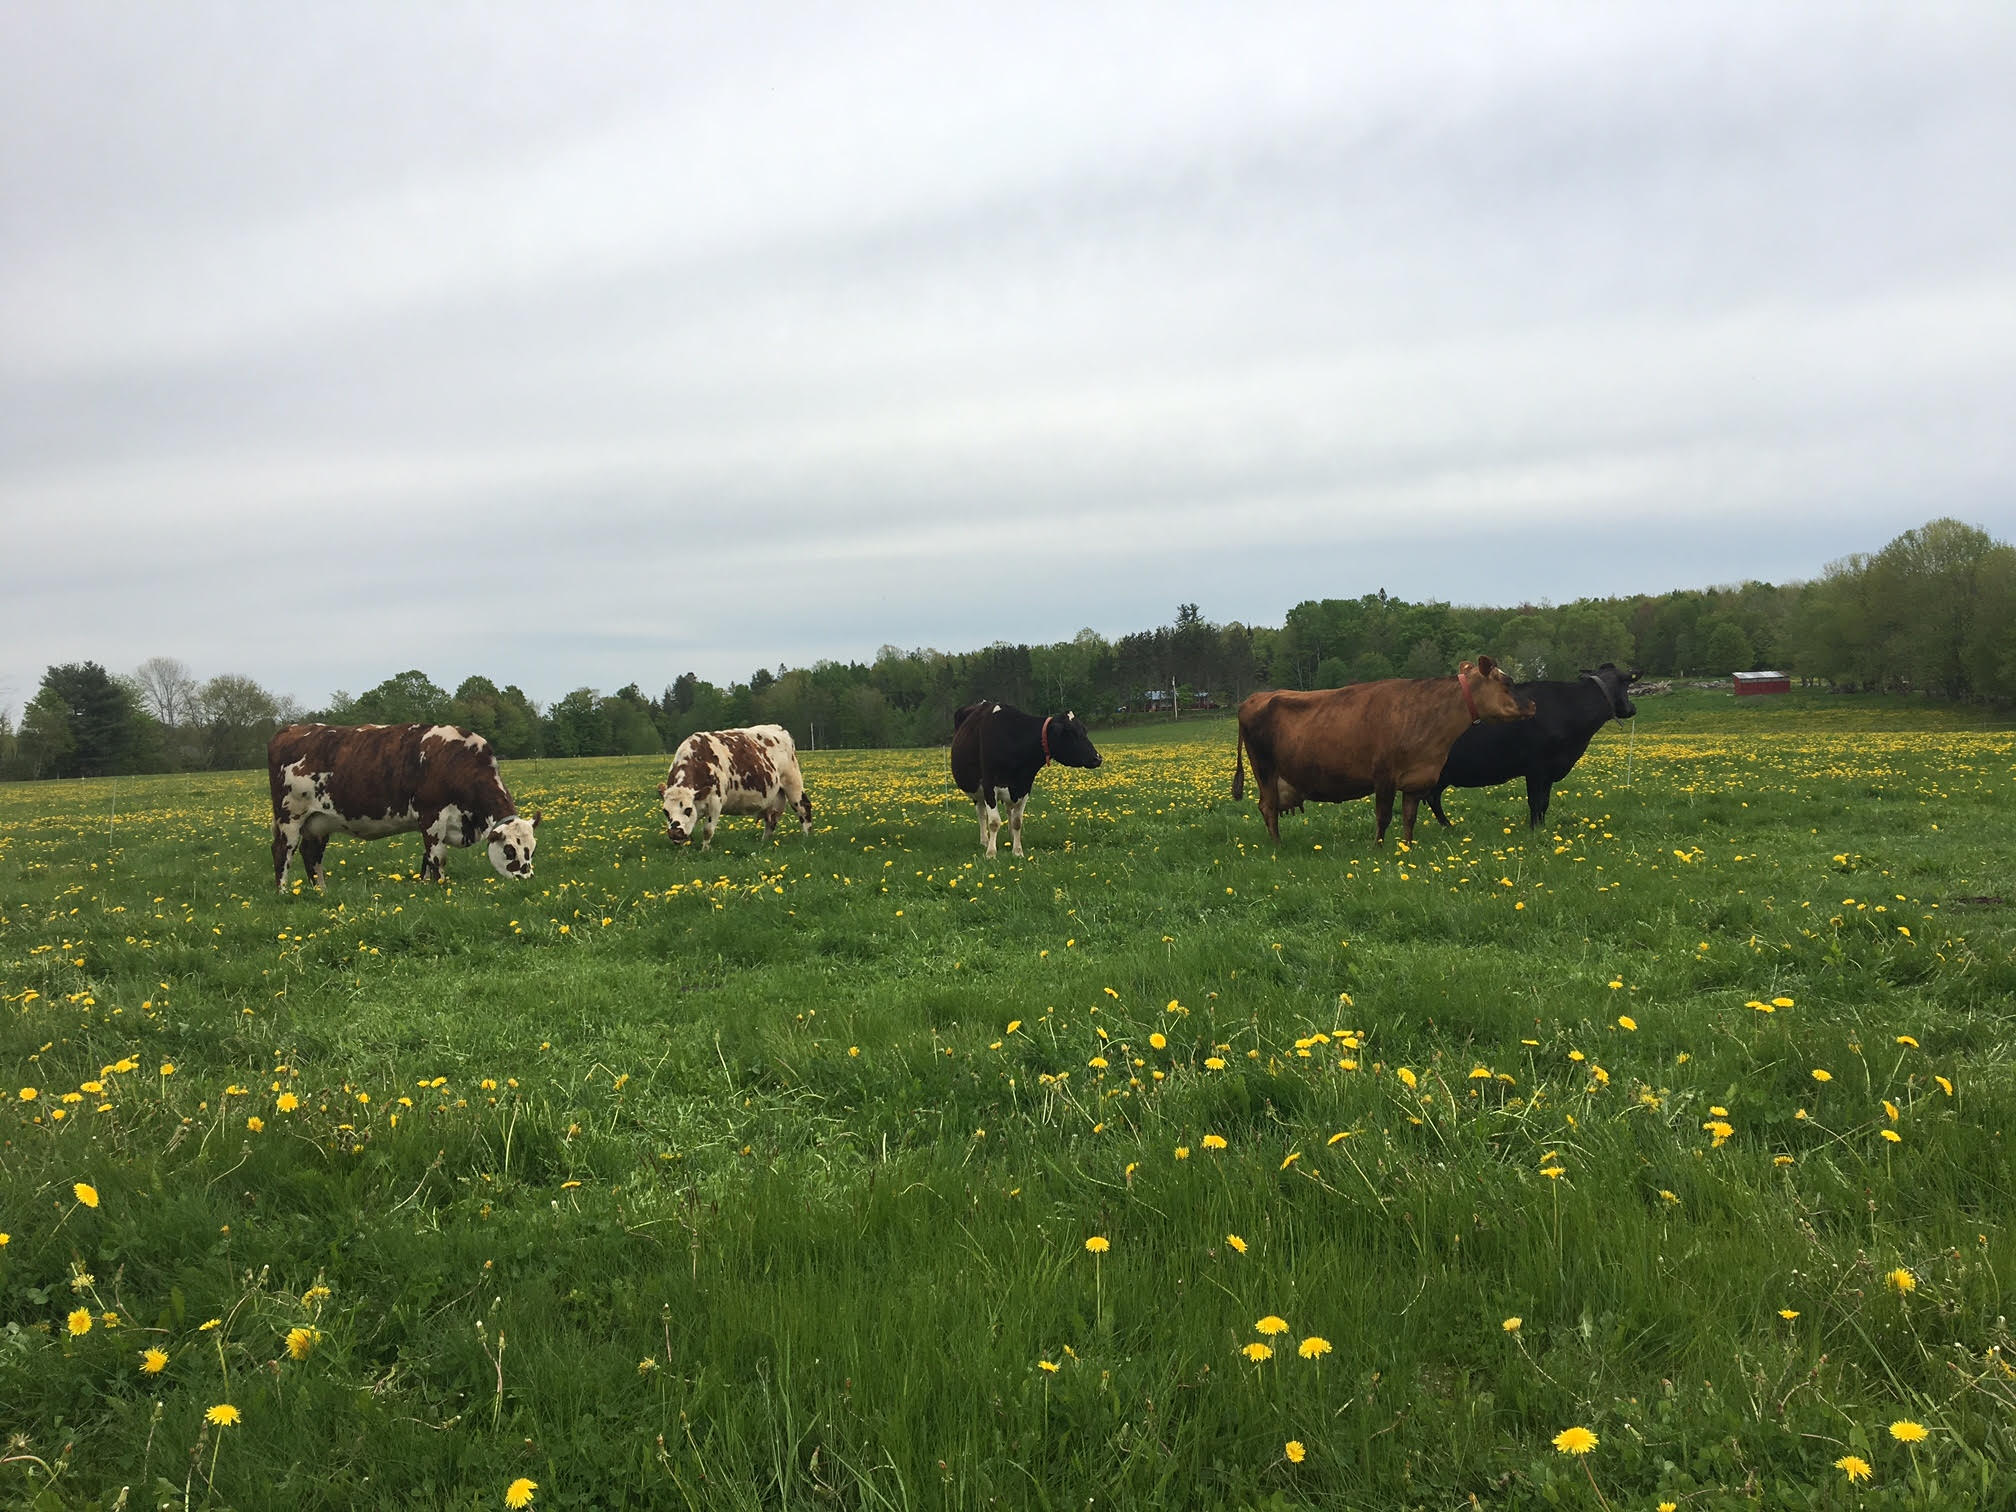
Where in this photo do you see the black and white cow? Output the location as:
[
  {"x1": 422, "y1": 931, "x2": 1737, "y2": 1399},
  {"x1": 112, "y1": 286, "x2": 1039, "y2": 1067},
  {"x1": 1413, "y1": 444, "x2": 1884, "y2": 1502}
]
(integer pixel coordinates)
[
  {"x1": 267, "y1": 723, "x2": 540, "y2": 893},
  {"x1": 949, "y1": 702, "x2": 1102, "y2": 857},
  {"x1": 1423, "y1": 663, "x2": 1638, "y2": 829},
  {"x1": 658, "y1": 724, "x2": 812, "y2": 850}
]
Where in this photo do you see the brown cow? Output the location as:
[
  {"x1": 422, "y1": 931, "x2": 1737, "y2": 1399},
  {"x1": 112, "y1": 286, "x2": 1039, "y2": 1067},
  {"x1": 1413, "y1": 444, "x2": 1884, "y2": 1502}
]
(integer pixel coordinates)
[
  {"x1": 268, "y1": 723, "x2": 540, "y2": 892},
  {"x1": 1231, "y1": 658, "x2": 1535, "y2": 844}
]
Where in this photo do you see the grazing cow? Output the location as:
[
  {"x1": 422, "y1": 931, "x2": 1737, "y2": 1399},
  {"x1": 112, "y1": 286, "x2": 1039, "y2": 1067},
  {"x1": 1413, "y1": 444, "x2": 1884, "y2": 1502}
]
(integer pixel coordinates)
[
  {"x1": 950, "y1": 702, "x2": 1103, "y2": 857},
  {"x1": 1231, "y1": 658, "x2": 1535, "y2": 844},
  {"x1": 659, "y1": 724, "x2": 812, "y2": 850},
  {"x1": 1424, "y1": 663, "x2": 1638, "y2": 830},
  {"x1": 268, "y1": 723, "x2": 539, "y2": 893}
]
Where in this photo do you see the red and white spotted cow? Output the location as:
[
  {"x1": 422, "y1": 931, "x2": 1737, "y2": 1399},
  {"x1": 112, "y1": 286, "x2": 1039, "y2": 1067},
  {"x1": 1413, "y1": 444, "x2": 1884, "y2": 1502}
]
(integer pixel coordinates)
[
  {"x1": 658, "y1": 724, "x2": 812, "y2": 850},
  {"x1": 267, "y1": 723, "x2": 540, "y2": 893}
]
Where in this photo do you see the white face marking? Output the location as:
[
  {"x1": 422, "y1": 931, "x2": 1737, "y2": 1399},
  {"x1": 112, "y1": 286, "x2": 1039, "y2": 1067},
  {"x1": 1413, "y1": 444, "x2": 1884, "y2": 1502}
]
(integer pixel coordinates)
[
  {"x1": 486, "y1": 816, "x2": 537, "y2": 879},
  {"x1": 661, "y1": 784, "x2": 699, "y2": 841}
]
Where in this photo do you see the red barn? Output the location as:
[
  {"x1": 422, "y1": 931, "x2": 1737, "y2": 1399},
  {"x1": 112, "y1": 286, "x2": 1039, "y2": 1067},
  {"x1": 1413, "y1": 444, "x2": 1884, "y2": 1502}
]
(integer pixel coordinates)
[{"x1": 1733, "y1": 671, "x2": 1791, "y2": 696}]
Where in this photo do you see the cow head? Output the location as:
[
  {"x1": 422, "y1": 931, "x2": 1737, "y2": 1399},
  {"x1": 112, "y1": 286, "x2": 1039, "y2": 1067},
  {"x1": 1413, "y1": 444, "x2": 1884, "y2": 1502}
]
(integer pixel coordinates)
[
  {"x1": 659, "y1": 779, "x2": 699, "y2": 845},
  {"x1": 485, "y1": 812, "x2": 540, "y2": 880},
  {"x1": 1462, "y1": 657, "x2": 1537, "y2": 721},
  {"x1": 1581, "y1": 663, "x2": 1638, "y2": 720},
  {"x1": 1047, "y1": 711, "x2": 1104, "y2": 769}
]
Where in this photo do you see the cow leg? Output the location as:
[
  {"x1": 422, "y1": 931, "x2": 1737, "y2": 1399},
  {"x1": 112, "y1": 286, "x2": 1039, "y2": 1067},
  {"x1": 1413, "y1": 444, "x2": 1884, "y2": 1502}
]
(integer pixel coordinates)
[
  {"x1": 298, "y1": 831, "x2": 331, "y2": 889},
  {"x1": 1400, "y1": 792, "x2": 1420, "y2": 844},
  {"x1": 1007, "y1": 792, "x2": 1029, "y2": 857},
  {"x1": 979, "y1": 792, "x2": 1002, "y2": 858},
  {"x1": 763, "y1": 807, "x2": 780, "y2": 840},
  {"x1": 272, "y1": 818, "x2": 303, "y2": 894},
  {"x1": 1426, "y1": 787, "x2": 1453, "y2": 827},
  {"x1": 1526, "y1": 776, "x2": 1552, "y2": 829},
  {"x1": 1372, "y1": 782, "x2": 1396, "y2": 844},
  {"x1": 420, "y1": 833, "x2": 447, "y2": 882},
  {"x1": 795, "y1": 790, "x2": 813, "y2": 835}
]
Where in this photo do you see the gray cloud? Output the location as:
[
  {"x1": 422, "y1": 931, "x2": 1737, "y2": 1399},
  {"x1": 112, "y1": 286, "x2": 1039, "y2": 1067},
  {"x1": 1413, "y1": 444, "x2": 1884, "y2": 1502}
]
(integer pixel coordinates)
[{"x1": 4, "y1": 3, "x2": 2014, "y2": 713}]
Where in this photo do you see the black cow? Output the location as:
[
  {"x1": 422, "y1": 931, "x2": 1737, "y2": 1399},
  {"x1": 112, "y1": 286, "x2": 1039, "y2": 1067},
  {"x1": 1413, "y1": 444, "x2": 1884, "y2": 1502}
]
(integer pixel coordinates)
[
  {"x1": 1423, "y1": 663, "x2": 1638, "y2": 830},
  {"x1": 950, "y1": 702, "x2": 1103, "y2": 857}
]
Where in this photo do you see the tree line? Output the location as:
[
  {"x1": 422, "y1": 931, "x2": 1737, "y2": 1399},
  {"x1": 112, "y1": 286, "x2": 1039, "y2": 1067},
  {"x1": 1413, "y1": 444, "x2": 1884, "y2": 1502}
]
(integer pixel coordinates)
[{"x1": 5, "y1": 516, "x2": 2009, "y2": 780}]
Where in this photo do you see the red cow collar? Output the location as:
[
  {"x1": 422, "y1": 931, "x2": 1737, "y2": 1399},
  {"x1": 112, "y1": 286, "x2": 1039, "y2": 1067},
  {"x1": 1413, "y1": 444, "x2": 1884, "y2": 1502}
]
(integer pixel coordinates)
[
  {"x1": 1458, "y1": 672, "x2": 1481, "y2": 723},
  {"x1": 1040, "y1": 716, "x2": 1053, "y2": 767}
]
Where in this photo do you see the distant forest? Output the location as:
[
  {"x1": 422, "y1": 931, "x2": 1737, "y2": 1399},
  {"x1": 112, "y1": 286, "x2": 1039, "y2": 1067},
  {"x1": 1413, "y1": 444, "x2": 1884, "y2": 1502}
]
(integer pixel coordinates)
[{"x1": 6, "y1": 516, "x2": 2012, "y2": 779}]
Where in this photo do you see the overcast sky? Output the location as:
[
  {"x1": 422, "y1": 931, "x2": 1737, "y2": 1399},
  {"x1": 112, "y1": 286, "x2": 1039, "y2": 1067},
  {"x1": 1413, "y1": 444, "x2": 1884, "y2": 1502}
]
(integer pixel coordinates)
[{"x1": 4, "y1": 3, "x2": 2014, "y2": 713}]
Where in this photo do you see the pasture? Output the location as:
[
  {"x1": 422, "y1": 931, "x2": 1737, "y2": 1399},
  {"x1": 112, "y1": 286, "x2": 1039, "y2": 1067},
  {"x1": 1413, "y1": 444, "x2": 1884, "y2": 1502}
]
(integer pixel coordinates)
[{"x1": 3, "y1": 693, "x2": 2014, "y2": 1510}]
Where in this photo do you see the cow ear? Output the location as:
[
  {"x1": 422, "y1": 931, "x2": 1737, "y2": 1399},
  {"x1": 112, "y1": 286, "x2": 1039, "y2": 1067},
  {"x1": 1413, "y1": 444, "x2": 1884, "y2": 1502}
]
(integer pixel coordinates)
[
  {"x1": 531, "y1": 811, "x2": 542, "y2": 829},
  {"x1": 657, "y1": 782, "x2": 666, "y2": 796},
  {"x1": 1474, "y1": 656, "x2": 1494, "y2": 675}
]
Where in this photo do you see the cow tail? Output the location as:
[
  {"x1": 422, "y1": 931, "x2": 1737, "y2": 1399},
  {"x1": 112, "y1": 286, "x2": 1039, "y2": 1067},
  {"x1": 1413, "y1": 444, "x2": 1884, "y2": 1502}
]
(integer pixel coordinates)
[{"x1": 1231, "y1": 728, "x2": 1246, "y2": 801}]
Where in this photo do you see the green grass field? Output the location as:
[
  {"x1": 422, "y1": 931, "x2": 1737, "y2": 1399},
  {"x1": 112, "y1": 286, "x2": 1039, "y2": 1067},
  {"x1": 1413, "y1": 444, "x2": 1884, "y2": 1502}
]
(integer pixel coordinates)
[{"x1": 4, "y1": 696, "x2": 2014, "y2": 1510}]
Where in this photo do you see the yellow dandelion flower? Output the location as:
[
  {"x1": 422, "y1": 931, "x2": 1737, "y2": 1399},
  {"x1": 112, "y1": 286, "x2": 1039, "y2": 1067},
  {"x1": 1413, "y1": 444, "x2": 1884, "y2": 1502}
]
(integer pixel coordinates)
[
  {"x1": 1087, "y1": 1056, "x2": 1108, "y2": 1070},
  {"x1": 1226, "y1": 1234, "x2": 1247, "y2": 1254},
  {"x1": 637, "y1": 1358, "x2": 656, "y2": 1374},
  {"x1": 1084, "y1": 1236, "x2": 1109, "y2": 1254},
  {"x1": 1881, "y1": 1129, "x2": 1902, "y2": 1143},
  {"x1": 1396, "y1": 1067, "x2": 1417, "y2": 1089},
  {"x1": 1202, "y1": 1134, "x2": 1227, "y2": 1150},
  {"x1": 286, "y1": 1326, "x2": 318, "y2": 1360},
  {"x1": 1935, "y1": 1076, "x2": 1953, "y2": 1096},
  {"x1": 1242, "y1": 1342, "x2": 1274, "y2": 1362},
  {"x1": 67, "y1": 1308, "x2": 93, "y2": 1336},
  {"x1": 18, "y1": 1088, "x2": 36, "y2": 1102},
  {"x1": 1204, "y1": 1056, "x2": 1226, "y2": 1070},
  {"x1": 276, "y1": 1092, "x2": 300, "y2": 1113},
  {"x1": 1887, "y1": 1267, "x2": 1917, "y2": 1294},
  {"x1": 140, "y1": 1347, "x2": 169, "y2": 1374},
  {"x1": 1772, "y1": 997, "x2": 1794, "y2": 1008},
  {"x1": 1284, "y1": 1440, "x2": 1306, "y2": 1464},
  {"x1": 1540, "y1": 1166, "x2": 1566, "y2": 1180},
  {"x1": 1811, "y1": 1068, "x2": 1832, "y2": 1082},
  {"x1": 1778, "y1": 1309, "x2": 1799, "y2": 1320},
  {"x1": 504, "y1": 1478, "x2": 538, "y2": 1508},
  {"x1": 1298, "y1": 1336, "x2": 1332, "y2": 1359},
  {"x1": 1280, "y1": 1151, "x2": 1301, "y2": 1170},
  {"x1": 1552, "y1": 1425, "x2": 1597, "y2": 1455},
  {"x1": 1038, "y1": 1359, "x2": 1060, "y2": 1373},
  {"x1": 1255, "y1": 1315, "x2": 1289, "y2": 1336},
  {"x1": 1888, "y1": 1420, "x2": 1928, "y2": 1443},
  {"x1": 1617, "y1": 1016, "x2": 1637, "y2": 1032},
  {"x1": 73, "y1": 1182, "x2": 100, "y2": 1209},
  {"x1": 1502, "y1": 1317, "x2": 1522, "y2": 1333},
  {"x1": 246, "y1": 1116, "x2": 265, "y2": 1133},
  {"x1": 1149, "y1": 1033, "x2": 1167, "y2": 1050},
  {"x1": 205, "y1": 1403, "x2": 241, "y2": 1427},
  {"x1": 1834, "y1": 1455, "x2": 1872, "y2": 1483}
]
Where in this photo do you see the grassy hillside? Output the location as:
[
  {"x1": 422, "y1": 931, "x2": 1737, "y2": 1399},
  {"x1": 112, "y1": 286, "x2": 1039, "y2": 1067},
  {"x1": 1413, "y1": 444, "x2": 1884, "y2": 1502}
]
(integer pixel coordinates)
[{"x1": 3, "y1": 707, "x2": 2013, "y2": 1509}]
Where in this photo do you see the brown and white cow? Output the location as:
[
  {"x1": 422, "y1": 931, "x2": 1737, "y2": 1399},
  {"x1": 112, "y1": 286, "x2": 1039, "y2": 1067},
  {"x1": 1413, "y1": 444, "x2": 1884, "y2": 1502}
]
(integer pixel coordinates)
[
  {"x1": 1231, "y1": 658, "x2": 1535, "y2": 845},
  {"x1": 658, "y1": 724, "x2": 812, "y2": 850},
  {"x1": 267, "y1": 723, "x2": 540, "y2": 893}
]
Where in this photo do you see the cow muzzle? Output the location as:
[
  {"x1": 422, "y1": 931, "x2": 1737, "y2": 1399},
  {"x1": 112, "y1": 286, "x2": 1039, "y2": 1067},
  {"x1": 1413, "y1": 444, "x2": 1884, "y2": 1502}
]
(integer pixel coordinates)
[{"x1": 666, "y1": 825, "x2": 689, "y2": 845}]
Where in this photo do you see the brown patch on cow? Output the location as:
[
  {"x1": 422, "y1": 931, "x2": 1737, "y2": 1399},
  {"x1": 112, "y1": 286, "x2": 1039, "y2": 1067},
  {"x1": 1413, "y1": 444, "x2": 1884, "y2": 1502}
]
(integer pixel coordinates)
[
  {"x1": 667, "y1": 745, "x2": 718, "y2": 800},
  {"x1": 721, "y1": 731, "x2": 778, "y2": 793}
]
